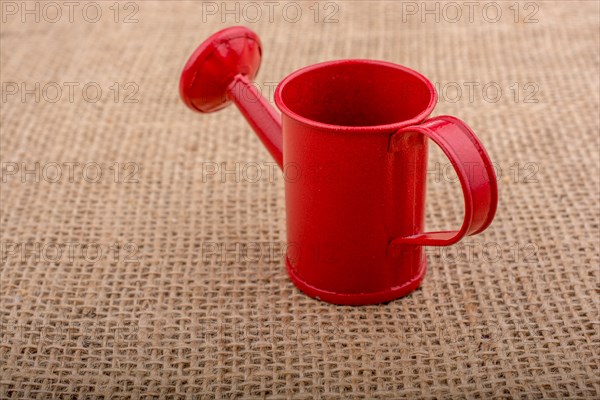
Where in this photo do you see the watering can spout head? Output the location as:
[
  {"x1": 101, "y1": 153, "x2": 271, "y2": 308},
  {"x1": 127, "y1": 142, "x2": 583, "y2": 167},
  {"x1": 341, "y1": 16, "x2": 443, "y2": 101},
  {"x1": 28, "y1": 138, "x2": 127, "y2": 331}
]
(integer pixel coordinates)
[{"x1": 179, "y1": 26, "x2": 283, "y2": 168}]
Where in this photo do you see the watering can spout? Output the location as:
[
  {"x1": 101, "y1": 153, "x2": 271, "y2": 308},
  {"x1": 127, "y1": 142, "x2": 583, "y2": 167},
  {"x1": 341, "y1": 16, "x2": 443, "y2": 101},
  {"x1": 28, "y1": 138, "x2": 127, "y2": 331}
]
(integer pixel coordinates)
[
  {"x1": 227, "y1": 75, "x2": 283, "y2": 167},
  {"x1": 179, "y1": 26, "x2": 283, "y2": 168}
]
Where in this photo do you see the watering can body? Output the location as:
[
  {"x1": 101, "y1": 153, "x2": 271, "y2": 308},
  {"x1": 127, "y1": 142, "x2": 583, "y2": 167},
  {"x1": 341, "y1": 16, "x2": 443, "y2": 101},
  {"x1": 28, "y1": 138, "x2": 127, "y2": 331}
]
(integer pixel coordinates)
[{"x1": 281, "y1": 113, "x2": 429, "y2": 304}]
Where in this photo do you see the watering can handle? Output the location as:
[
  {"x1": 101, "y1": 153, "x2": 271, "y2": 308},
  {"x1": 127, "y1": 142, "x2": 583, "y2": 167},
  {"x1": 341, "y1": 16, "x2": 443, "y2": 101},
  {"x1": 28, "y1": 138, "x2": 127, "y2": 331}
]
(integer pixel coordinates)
[{"x1": 389, "y1": 116, "x2": 498, "y2": 247}]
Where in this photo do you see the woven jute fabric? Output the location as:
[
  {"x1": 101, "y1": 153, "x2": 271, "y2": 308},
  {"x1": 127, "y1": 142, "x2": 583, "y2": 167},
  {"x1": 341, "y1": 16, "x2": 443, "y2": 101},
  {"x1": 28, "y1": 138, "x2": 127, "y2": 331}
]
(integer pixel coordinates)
[{"x1": 1, "y1": 1, "x2": 599, "y2": 398}]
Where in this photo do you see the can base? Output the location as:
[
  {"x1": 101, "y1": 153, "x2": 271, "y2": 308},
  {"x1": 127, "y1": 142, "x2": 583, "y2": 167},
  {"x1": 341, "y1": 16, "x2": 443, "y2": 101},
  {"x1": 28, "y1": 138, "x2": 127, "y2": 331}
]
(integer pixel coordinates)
[{"x1": 285, "y1": 257, "x2": 427, "y2": 306}]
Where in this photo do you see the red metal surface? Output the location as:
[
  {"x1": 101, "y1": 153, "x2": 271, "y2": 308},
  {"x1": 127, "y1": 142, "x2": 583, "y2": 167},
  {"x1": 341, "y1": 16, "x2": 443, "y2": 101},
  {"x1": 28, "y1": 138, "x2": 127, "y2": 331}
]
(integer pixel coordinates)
[
  {"x1": 179, "y1": 26, "x2": 283, "y2": 166},
  {"x1": 180, "y1": 26, "x2": 498, "y2": 305}
]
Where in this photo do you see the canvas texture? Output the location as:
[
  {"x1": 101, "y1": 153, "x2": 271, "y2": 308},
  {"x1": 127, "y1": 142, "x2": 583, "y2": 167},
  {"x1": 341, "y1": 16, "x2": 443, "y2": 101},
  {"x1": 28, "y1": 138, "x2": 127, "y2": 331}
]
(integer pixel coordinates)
[{"x1": 1, "y1": 1, "x2": 599, "y2": 398}]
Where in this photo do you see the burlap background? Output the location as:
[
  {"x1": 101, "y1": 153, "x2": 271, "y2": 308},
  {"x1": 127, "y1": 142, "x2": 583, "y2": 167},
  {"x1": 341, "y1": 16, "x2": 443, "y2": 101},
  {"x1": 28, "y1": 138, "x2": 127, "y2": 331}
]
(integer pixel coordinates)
[{"x1": 1, "y1": 1, "x2": 599, "y2": 398}]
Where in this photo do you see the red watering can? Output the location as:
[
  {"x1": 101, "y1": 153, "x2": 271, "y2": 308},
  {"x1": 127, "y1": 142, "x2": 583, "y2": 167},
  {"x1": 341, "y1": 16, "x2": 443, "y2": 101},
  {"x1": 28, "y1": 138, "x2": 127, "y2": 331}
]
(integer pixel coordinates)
[{"x1": 179, "y1": 26, "x2": 498, "y2": 305}]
